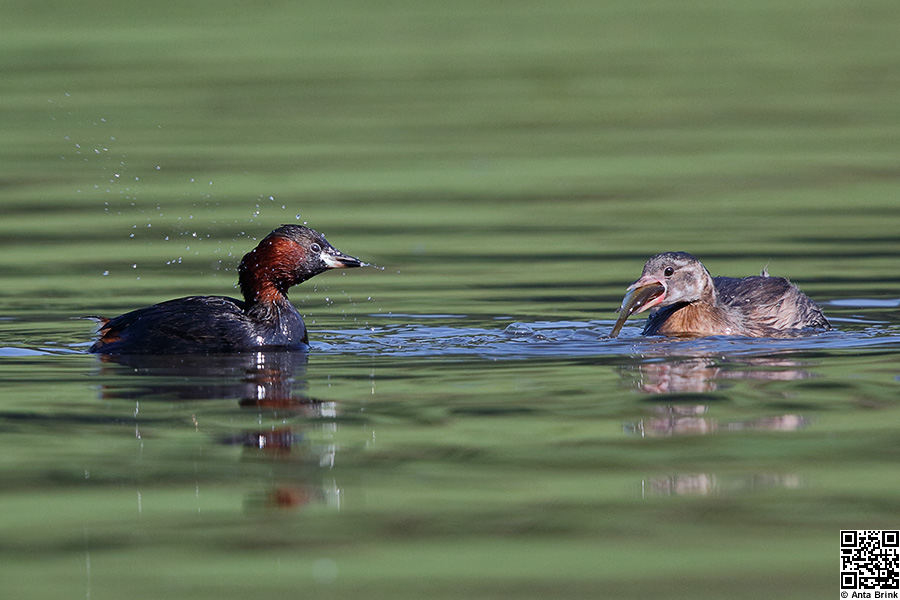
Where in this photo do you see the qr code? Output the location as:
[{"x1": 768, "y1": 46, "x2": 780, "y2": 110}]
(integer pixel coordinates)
[{"x1": 840, "y1": 530, "x2": 900, "y2": 590}]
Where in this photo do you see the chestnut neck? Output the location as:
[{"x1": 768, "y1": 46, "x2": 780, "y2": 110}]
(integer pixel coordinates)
[{"x1": 238, "y1": 236, "x2": 307, "y2": 307}]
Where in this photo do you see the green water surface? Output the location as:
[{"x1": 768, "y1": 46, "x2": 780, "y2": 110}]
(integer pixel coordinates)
[{"x1": 2, "y1": 1, "x2": 900, "y2": 599}]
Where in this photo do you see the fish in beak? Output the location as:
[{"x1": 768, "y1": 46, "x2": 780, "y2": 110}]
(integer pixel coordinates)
[{"x1": 609, "y1": 276, "x2": 667, "y2": 338}]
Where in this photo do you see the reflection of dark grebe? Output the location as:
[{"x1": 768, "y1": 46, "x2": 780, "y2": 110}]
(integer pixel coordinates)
[
  {"x1": 611, "y1": 252, "x2": 829, "y2": 338},
  {"x1": 90, "y1": 225, "x2": 363, "y2": 354},
  {"x1": 95, "y1": 351, "x2": 310, "y2": 407}
]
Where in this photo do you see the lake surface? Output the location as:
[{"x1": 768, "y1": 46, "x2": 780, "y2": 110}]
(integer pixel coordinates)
[{"x1": 2, "y1": 1, "x2": 900, "y2": 598}]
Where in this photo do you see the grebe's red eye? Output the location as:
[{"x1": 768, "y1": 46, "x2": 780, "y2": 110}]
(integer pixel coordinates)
[
  {"x1": 664, "y1": 266, "x2": 674, "y2": 277},
  {"x1": 311, "y1": 243, "x2": 322, "y2": 254}
]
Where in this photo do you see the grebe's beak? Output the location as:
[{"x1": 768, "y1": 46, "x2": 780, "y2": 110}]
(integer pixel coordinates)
[
  {"x1": 321, "y1": 247, "x2": 364, "y2": 269},
  {"x1": 623, "y1": 275, "x2": 667, "y2": 313},
  {"x1": 609, "y1": 276, "x2": 667, "y2": 338}
]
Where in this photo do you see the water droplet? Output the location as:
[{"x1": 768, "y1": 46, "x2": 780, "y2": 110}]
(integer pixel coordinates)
[{"x1": 504, "y1": 322, "x2": 534, "y2": 336}]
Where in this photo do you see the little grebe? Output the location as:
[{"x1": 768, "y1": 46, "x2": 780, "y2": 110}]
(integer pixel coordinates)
[
  {"x1": 610, "y1": 252, "x2": 830, "y2": 338},
  {"x1": 89, "y1": 225, "x2": 363, "y2": 354}
]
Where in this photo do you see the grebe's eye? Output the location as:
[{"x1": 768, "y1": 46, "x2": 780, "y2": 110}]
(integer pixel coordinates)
[
  {"x1": 311, "y1": 243, "x2": 322, "y2": 254},
  {"x1": 663, "y1": 266, "x2": 674, "y2": 277}
]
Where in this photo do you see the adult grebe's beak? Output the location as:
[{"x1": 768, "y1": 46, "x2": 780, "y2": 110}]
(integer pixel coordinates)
[{"x1": 321, "y1": 247, "x2": 364, "y2": 269}]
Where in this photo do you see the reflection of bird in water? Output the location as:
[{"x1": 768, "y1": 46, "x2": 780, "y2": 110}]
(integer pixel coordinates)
[
  {"x1": 94, "y1": 351, "x2": 312, "y2": 408},
  {"x1": 619, "y1": 356, "x2": 818, "y2": 394},
  {"x1": 93, "y1": 350, "x2": 342, "y2": 511},
  {"x1": 89, "y1": 225, "x2": 364, "y2": 354},
  {"x1": 620, "y1": 355, "x2": 811, "y2": 437},
  {"x1": 628, "y1": 404, "x2": 809, "y2": 437},
  {"x1": 611, "y1": 252, "x2": 830, "y2": 338},
  {"x1": 643, "y1": 472, "x2": 802, "y2": 497}
]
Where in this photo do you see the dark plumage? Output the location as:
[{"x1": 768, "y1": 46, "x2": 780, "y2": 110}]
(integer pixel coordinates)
[
  {"x1": 611, "y1": 252, "x2": 830, "y2": 338},
  {"x1": 89, "y1": 225, "x2": 363, "y2": 354}
]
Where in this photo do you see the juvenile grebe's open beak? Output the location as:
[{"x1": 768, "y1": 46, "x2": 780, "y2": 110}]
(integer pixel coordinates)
[
  {"x1": 623, "y1": 275, "x2": 667, "y2": 312},
  {"x1": 609, "y1": 276, "x2": 667, "y2": 338},
  {"x1": 321, "y1": 248, "x2": 364, "y2": 269}
]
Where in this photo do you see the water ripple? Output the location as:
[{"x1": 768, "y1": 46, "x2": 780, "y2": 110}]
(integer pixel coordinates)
[{"x1": 313, "y1": 319, "x2": 900, "y2": 360}]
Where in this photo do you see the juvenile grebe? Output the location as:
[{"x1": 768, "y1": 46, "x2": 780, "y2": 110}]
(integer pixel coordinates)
[{"x1": 610, "y1": 252, "x2": 829, "y2": 338}]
